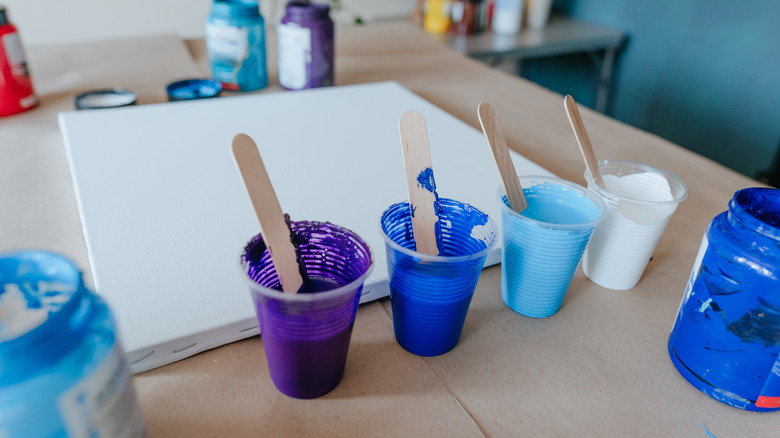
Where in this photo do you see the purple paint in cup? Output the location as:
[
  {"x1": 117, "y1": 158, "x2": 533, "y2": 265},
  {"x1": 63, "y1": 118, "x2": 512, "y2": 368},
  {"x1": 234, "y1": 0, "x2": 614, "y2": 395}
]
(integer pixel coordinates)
[{"x1": 240, "y1": 221, "x2": 373, "y2": 399}]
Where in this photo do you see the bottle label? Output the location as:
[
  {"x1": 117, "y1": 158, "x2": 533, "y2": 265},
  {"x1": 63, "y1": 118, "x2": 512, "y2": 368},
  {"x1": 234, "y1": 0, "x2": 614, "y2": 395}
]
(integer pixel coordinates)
[
  {"x1": 1, "y1": 32, "x2": 31, "y2": 78},
  {"x1": 682, "y1": 233, "x2": 709, "y2": 299},
  {"x1": 58, "y1": 344, "x2": 147, "y2": 438},
  {"x1": 1, "y1": 30, "x2": 37, "y2": 109},
  {"x1": 277, "y1": 23, "x2": 311, "y2": 90},
  {"x1": 451, "y1": 1, "x2": 465, "y2": 22},
  {"x1": 18, "y1": 93, "x2": 37, "y2": 108},
  {"x1": 757, "y1": 359, "x2": 780, "y2": 408},
  {"x1": 206, "y1": 22, "x2": 249, "y2": 87}
]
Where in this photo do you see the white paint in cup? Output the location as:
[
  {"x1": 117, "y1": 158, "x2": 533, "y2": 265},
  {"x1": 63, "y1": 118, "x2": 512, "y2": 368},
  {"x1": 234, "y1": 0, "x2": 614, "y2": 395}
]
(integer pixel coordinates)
[{"x1": 582, "y1": 160, "x2": 687, "y2": 290}]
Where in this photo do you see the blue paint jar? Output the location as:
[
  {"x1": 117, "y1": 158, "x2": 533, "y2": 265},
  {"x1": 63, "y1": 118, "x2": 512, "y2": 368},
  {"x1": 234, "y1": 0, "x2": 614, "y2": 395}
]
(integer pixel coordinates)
[
  {"x1": 0, "y1": 251, "x2": 147, "y2": 437},
  {"x1": 206, "y1": 0, "x2": 268, "y2": 92},
  {"x1": 668, "y1": 188, "x2": 780, "y2": 411}
]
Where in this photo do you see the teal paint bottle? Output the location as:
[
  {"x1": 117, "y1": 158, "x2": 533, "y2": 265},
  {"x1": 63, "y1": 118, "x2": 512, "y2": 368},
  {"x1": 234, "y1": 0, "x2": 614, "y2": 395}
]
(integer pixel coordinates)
[{"x1": 206, "y1": 0, "x2": 268, "y2": 92}]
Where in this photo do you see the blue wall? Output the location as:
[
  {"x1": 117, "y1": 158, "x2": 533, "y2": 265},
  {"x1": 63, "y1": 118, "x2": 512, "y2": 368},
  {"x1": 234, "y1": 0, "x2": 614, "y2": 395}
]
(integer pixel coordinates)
[{"x1": 525, "y1": 0, "x2": 780, "y2": 179}]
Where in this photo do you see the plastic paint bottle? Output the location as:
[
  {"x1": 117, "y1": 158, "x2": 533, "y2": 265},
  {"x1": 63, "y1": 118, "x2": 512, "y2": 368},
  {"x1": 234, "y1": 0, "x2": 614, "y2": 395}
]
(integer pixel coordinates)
[
  {"x1": 277, "y1": 1, "x2": 334, "y2": 90},
  {"x1": 452, "y1": 0, "x2": 489, "y2": 35},
  {"x1": 492, "y1": 0, "x2": 524, "y2": 35},
  {"x1": 0, "y1": 5, "x2": 38, "y2": 117},
  {"x1": 206, "y1": 0, "x2": 268, "y2": 92},
  {"x1": 423, "y1": 0, "x2": 452, "y2": 35},
  {"x1": 668, "y1": 188, "x2": 780, "y2": 411},
  {"x1": 450, "y1": 0, "x2": 478, "y2": 36},
  {"x1": 0, "y1": 251, "x2": 147, "y2": 437}
]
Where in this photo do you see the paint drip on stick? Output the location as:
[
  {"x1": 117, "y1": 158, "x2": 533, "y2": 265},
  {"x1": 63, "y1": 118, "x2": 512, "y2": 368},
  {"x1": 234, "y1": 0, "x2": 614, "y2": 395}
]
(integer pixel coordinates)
[{"x1": 414, "y1": 167, "x2": 445, "y2": 254}]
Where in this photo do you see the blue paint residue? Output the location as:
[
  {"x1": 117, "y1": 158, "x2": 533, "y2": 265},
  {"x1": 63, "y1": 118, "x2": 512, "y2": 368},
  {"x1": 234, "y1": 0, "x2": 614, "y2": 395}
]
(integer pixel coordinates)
[
  {"x1": 702, "y1": 424, "x2": 717, "y2": 438},
  {"x1": 416, "y1": 168, "x2": 437, "y2": 193},
  {"x1": 727, "y1": 298, "x2": 780, "y2": 346},
  {"x1": 412, "y1": 167, "x2": 444, "y2": 254},
  {"x1": 433, "y1": 200, "x2": 445, "y2": 256},
  {"x1": 382, "y1": 199, "x2": 493, "y2": 257}
]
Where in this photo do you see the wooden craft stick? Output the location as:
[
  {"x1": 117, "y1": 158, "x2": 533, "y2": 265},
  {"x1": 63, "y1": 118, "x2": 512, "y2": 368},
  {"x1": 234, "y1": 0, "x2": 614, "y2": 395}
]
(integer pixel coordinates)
[
  {"x1": 477, "y1": 102, "x2": 527, "y2": 213},
  {"x1": 399, "y1": 110, "x2": 441, "y2": 255},
  {"x1": 232, "y1": 133, "x2": 304, "y2": 293},
  {"x1": 564, "y1": 95, "x2": 605, "y2": 188}
]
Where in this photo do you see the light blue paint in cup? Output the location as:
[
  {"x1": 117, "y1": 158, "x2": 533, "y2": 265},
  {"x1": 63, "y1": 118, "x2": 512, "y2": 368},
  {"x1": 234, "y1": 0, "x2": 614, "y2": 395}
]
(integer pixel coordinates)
[
  {"x1": 380, "y1": 198, "x2": 498, "y2": 356},
  {"x1": 500, "y1": 176, "x2": 606, "y2": 318}
]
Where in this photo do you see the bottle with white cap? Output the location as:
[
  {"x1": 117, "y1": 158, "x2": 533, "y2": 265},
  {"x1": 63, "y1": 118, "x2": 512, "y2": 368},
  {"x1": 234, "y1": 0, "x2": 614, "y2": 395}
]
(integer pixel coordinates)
[{"x1": 492, "y1": 0, "x2": 524, "y2": 35}]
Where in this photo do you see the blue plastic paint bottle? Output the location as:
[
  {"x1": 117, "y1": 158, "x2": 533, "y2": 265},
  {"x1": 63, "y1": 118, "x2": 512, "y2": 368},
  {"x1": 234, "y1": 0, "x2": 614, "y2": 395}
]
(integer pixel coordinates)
[
  {"x1": 668, "y1": 188, "x2": 780, "y2": 411},
  {"x1": 0, "y1": 251, "x2": 147, "y2": 437},
  {"x1": 206, "y1": 0, "x2": 268, "y2": 92}
]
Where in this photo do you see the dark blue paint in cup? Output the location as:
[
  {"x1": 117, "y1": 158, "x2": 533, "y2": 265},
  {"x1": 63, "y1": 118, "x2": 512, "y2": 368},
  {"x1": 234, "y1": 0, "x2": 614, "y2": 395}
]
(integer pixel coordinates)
[
  {"x1": 240, "y1": 221, "x2": 373, "y2": 399},
  {"x1": 380, "y1": 198, "x2": 498, "y2": 356}
]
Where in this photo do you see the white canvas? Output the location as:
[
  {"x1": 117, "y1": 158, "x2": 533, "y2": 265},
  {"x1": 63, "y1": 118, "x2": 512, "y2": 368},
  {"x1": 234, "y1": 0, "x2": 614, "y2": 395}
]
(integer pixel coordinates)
[{"x1": 58, "y1": 81, "x2": 552, "y2": 373}]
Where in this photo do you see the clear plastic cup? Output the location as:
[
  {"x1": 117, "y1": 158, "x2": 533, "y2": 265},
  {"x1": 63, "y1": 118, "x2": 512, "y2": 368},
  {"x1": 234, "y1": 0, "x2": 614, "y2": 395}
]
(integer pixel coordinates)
[
  {"x1": 380, "y1": 198, "x2": 498, "y2": 356},
  {"x1": 240, "y1": 221, "x2": 373, "y2": 399},
  {"x1": 499, "y1": 176, "x2": 605, "y2": 317},
  {"x1": 583, "y1": 160, "x2": 688, "y2": 290},
  {"x1": 526, "y1": 0, "x2": 553, "y2": 29}
]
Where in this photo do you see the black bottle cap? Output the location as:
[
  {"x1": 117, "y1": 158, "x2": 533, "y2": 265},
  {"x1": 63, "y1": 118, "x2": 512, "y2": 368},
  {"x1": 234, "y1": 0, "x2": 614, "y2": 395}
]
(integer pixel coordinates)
[{"x1": 0, "y1": 6, "x2": 8, "y2": 26}]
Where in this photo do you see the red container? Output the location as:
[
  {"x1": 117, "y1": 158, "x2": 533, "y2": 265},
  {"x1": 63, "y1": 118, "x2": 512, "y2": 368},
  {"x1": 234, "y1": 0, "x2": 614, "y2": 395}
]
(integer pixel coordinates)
[
  {"x1": 0, "y1": 6, "x2": 38, "y2": 117},
  {"x1": 450, "y1": 0, "x2": 488, "y2": 36}
]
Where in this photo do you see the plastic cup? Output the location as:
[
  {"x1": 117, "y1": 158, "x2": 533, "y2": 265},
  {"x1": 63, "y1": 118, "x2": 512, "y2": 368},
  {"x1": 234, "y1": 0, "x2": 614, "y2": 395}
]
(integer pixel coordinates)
[
  {"x1": 526, "y1": 0, "x2": 553, "y2": 29},
  {"x1": 380, "y1": 198, "x2": 498, "y2": 356},
  {"x1": 240, "y1": 221, "x2": 373, "y2": 399},
  {"x1": 582, "y1": 160, "x2": 688, "y2": 290},
  {"x1": 499, "y1": 176, "x2": 606, "y2": 318}
]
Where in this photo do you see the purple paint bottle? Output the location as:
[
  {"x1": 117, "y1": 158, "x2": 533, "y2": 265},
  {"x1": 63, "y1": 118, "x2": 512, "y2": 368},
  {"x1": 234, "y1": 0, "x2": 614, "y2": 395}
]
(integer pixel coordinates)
[{"x1": 277, "y1": 1, "x2": 334, "y2": 90}]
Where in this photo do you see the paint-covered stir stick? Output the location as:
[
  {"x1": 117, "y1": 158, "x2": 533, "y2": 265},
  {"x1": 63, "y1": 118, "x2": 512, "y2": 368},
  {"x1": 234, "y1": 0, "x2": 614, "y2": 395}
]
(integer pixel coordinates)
[
  {"x1": 477, "y1": 102, "x2": 527, "y2": 213},
  {"x1": 399, "y1": 110, "x2": 441, "y2": 255},
  {"x1": 232, "y1": 133, "x2": 304, "y2": 293},
  {"x1": 563, "y1": 95, "x2": 606, "y2": 188}
]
